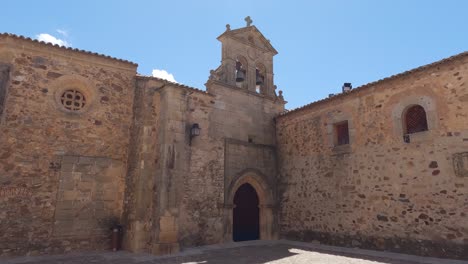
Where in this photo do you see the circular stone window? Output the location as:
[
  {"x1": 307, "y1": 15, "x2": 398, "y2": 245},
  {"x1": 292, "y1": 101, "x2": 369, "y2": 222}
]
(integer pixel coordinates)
[{"x1": 60, "y1": 89, "x2": 86, "y2": 111}]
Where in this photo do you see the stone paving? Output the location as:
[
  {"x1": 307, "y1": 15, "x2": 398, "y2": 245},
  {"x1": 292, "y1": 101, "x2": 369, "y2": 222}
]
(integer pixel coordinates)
[{"x1": 2, "y1": 240, "x2": 467, "y2": 264}]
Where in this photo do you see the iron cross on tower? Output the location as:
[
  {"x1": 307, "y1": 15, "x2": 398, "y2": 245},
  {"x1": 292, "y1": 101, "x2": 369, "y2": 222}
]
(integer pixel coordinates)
[{"x1": 245, "y1": 16, "x2": 252, "y2": 26}]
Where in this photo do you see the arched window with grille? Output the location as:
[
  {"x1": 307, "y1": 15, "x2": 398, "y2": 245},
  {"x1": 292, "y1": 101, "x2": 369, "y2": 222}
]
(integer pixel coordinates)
[{"x1": 404, "y1": 105, "x2": 428, "y2": 135}]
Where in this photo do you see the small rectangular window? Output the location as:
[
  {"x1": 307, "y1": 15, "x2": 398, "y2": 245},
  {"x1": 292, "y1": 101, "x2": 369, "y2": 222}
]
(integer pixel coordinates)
[{"x1": 334, "y1": 121, "x2": 349, "y2": 146}]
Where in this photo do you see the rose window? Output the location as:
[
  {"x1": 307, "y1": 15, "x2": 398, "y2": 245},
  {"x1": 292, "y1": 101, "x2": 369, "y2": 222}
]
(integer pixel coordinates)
[{"x1": 60, "y1": 89, "x2": 86, "y2": 111}]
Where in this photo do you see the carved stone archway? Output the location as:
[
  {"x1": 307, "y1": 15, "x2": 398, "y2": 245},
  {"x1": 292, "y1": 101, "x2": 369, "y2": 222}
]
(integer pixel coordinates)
[{"x1": 223, "y1": 169, "x2": 277, "y2": 242}]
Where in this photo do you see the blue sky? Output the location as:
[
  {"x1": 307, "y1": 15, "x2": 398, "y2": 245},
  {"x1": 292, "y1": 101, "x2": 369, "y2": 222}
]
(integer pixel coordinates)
[{"x1": 2, "y1": 1, "x2": 467, "y2": 109}]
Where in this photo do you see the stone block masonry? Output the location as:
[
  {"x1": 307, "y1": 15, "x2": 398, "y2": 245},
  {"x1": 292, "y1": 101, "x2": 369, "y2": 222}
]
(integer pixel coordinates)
[
  {"x1": 276, "y1": 53, "x2": 468, "y2": 259},
  {"x1": 0, "y1": 34, "x2": 136, "y2": 256},
  {"x1": 53, "y1": 156, "x2": 125, "y2": 239},
  {"x1": 1, "y1": 23, "x2": 467, "y2": 260}
]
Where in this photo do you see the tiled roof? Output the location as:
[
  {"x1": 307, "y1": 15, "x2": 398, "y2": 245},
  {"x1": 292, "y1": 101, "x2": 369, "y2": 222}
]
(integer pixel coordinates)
[
  {"x1": 278, "y1": 50, "x2": 468, "y2": 118},
  {"x1": 0, "y1": 33, "x2": 138, "y2": 66},
  {"x1": 135, "y1": 75, "x2": 211, "y2": 95}
]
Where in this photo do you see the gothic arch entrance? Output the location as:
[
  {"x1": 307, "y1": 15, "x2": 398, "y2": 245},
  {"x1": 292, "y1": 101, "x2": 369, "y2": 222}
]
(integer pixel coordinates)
[
  {"x1": 223, "y1": 169, "x2": 277, "y2": 242},
  {"x1": 233, "y1": 183, "x2": 260, "y2": 241}
]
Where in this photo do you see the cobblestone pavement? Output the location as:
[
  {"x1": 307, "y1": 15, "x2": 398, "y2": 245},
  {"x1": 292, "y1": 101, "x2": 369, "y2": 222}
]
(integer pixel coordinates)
[{"x1": 2, "y1": 240, "x2": 467, "y2": 264}]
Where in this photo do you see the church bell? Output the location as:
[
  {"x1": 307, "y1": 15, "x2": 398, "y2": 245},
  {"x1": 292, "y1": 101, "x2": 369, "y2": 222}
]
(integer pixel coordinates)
[
  {"x1": 236, "y1": 70, "x2": 245, "y2": 82},
  {"x1": 236, "y1": 61, "x2": 245, "y2": 82},
  {"x1": 255, "y1": 69, "x2": 264, "y2": 85}
]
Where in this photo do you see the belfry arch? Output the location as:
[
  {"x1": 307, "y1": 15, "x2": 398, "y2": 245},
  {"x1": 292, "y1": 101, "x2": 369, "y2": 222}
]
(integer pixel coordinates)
[{"x1": 223, "y1": 169, "x2": 277, "y2": 242}]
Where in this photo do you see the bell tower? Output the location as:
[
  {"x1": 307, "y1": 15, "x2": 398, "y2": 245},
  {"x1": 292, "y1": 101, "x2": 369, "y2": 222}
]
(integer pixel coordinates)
[{"x1": 207, "y1": 17, "x2": 281, "y2": 99}]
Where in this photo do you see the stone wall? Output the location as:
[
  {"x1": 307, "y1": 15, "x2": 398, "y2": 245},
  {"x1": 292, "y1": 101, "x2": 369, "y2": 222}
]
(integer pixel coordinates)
[
  {"x1": 224, "y1": 139, "x2": 277, "y2": 200},
  {"x1": 276, "y1": 54, "x2": 468, "y2": 259},
  {"x1": 124, "y1": 77, "x2": 284, "y2": 254},
  {"x1": 122, "y1": 78, "x2": 218, "y2": 254},
  {"x1": 0, "y1": 36, "x2": 137, "y2": 256},
  {"x1": 122, "y1": 77, "x2": 162, "y2": 253},
  {"x1": 52, "y1": 156, "x2": 125, "y2": 240},
  {"x1": 2, "y1": 30, "x2": 466, "y2": 260},
  {"x1": 1, "y1": 26, "x2": 285, "y2": 257},
  {"x1": 181, "y1": 80, "x2": 283, "y2": 246},
  {"x1": 178, "y1": 88, "x2": 224, "y2": 248},
  {"x1": 123, "y1": 77, "x2": 187, "y2": 255}
]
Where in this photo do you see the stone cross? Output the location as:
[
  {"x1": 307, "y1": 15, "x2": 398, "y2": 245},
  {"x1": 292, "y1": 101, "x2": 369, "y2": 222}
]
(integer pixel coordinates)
[{"x1": 245, "y1": 16, "x2": 252, "y2": 27}]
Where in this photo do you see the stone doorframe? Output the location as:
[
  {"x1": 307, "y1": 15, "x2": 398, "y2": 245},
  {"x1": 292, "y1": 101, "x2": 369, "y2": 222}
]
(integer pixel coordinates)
[{"x1": 222, "y1": 168, "x2": 277, "y2": 242}]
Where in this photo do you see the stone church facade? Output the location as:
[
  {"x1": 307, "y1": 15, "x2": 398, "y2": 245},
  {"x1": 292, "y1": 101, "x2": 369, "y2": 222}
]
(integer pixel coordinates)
[{"x1": 0, "y1": 22, "x2": 467, "y2": 259}]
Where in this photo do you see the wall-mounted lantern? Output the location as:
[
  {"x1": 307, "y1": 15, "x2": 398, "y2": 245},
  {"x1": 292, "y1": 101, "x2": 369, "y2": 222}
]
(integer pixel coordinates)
[{"x1": 189, "y1": 123, "x2": 201, "y2": 145}]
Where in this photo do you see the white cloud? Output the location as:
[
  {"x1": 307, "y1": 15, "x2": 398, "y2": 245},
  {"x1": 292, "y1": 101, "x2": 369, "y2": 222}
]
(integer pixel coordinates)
[
  {"x1": 152, "y1": 69, "x2": 177, "y2": 83},
  {"x1": 56, "y1": 29, "x2": 68, "y2": 37},
  {"x1": 36, "y1": 33, "x2": 70, "y2": 47}
]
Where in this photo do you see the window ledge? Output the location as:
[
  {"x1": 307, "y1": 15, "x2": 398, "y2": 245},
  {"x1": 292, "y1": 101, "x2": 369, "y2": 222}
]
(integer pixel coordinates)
[
  {"x1": 405, "y1": 130, "x2": 431, "y2": 143},
  {"x1": 332, "y1": 144, "x2": 351, "y2": 155}
]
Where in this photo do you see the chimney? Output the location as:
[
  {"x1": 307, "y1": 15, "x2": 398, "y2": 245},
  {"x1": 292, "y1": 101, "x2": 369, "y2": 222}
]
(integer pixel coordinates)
[{"x1": 342, "y1": 82, "x2": 352, "y2": 93}]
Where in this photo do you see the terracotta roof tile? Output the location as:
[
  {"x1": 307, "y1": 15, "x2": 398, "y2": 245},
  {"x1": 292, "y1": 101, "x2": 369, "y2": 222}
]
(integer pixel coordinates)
[
  {"x1": 278, "y1": 50, "x2": 468, "y2": 118},
  {"x1": 0, "y1": 33, "x2": 138, "y2": 66}
]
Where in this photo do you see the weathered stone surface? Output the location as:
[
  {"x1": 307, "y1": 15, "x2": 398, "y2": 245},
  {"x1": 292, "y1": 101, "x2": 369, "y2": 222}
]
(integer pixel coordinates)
[
  {"x1": 453, "y1": 152, "x2": 468, "y2": 177},
  {"x1": 276, "y1": 51, "x2": 468, "y2": 259},
  {"x1": 1, "y1": 22, "x2": 467, "y2": 261},
  {"x1": 120, "y1": 23, "x2": 284, "y2": 255},
  {"x1": 0, "y1": 35, "x2": 136, "y2": 256}
]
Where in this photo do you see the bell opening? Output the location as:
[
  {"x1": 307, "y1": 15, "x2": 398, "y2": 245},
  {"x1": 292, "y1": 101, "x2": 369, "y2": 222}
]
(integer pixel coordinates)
[
  {"x1": 236, "y1": 70, "x2": 246, "y2": 82},
  {"x1": 235, "y1": 60, "x2": 246, "y2": 84},
  {"x1": 255, "y1": 68, "x2": 264, "y2": 93}
]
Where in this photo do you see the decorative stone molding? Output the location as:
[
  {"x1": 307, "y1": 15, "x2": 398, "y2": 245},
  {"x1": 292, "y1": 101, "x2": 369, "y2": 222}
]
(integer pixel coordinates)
[
  {"x1": 391, "y1": 95, "x2": 438, "y2": 142},
  {"x1": 49, "y1": 75, "x2": 95, "y2": 115},
  {"x1": 325, "y1": 110, "x2": 354, "y2": 151},
  {"x1": 223, "y1": 169, "x2": 277, "y2": 242}
]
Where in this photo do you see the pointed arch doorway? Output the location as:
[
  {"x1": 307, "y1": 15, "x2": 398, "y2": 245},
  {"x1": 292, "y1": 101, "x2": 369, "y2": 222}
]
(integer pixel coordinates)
[
  {"x1": 223, "y1": 169, "x2": 277, "y2": 242},
  {"x1": 233, "y1": 183, "x2": 260, "y2": 241}
]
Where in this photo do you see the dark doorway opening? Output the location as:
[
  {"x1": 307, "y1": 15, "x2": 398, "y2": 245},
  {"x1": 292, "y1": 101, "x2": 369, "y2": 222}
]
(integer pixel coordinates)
[{"x1": 233, "y1": 183, "x2": 260, "y2": 242}]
